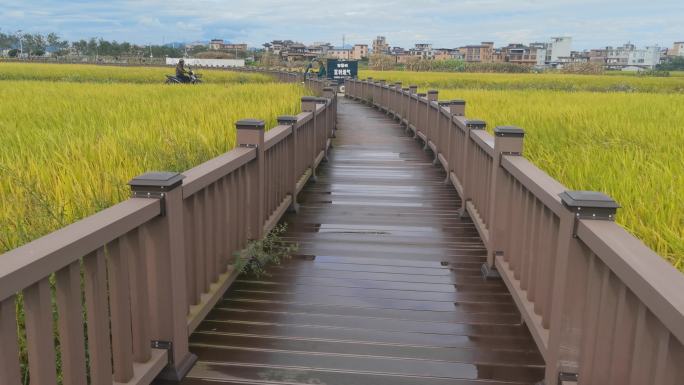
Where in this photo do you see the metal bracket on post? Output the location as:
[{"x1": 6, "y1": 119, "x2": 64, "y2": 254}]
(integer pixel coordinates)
[
  {"x1": 128, "y1": 172, "x2": 185, "y2": 216},
  {"x1": 151, "y1": 340, "x2": 174, "y2": 366},
  {"x1": 558, "y1": 372, "x2": 579, "y2": 384},
  {"x1": 481, "y1": 252, "x2": 502, "y2": 279},
  {"x1": 559, "y1": 190, "x2": 620, "y2": 236}
]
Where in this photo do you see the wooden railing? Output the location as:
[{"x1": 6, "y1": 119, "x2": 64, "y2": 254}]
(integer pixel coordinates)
[
  {"x1": 345, "y1": 78, "x2": 684, "y2": 385},
  {"x1": 0, "y1": 75, "x2": 336, "y2": 385}
]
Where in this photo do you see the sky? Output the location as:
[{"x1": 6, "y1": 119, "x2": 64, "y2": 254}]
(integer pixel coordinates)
[{"x1": 1, "y1": 0, "x2": 682, "y2": 50}]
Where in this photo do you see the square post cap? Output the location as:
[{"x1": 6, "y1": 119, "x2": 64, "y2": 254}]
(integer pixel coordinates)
[
  {"x1": 366, "y1": 77, "x2": 373, "y2": 80},
  {"x1": 409, "y1": 85, "x2": 418, "y2": 89},
  {"x1": 236, "y1": 119, "x2": 265, "y2": 130},
  {"x1": 402, "y1": 87, "x2": 410, "y2": 91},
  {"x1": 466, "y1": 120, "x2": 487, "y2": 129},
  {"x1": 129, "y1": 172, "x2": 184, "y2": 192},
  {"x1": 322, "y1": 87, "x2": 334, "y2": 92},
  {"x1": 301, "y1": 96, "x2": 318, "y2": 102},
  {"x1": 314, "y1": 97, "x2": 328, "y2": 103},
  {"x1": 427, "y1": 90, "x2": 438, "y2": 95},
  {"x1": 442, "y1": 99, "x2": 466, "y2": 106},
  {"x1": 559, "y1": 191, "x2": 620, "y2": 220},
  {"x1": 395, "y1": 82, "x2": 402, "y2": 86},
  {"x1": 494, "y1": 126, "x2": 524, "y2": 137},
  {"x1": 277, "y1": 115, "x2": 298, "y2": 125}
]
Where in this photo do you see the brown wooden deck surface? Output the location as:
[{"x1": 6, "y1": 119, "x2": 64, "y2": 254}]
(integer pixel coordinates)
[{"x1": 179, "y1": 97, "x2": 544, "y2": 385}]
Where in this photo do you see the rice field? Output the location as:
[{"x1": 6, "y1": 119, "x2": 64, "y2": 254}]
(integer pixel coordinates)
[
  {"x1": 361, "y1": 70, "x2": 684, "y2": 270},
  {"x1": 0, "y1": 62, "x2": 274, "y2": 84},
  {"x1": 0, "y1": 63, "x2": 306, "y2": 253},
  {"x1": 360, "y1": 69, "x2": 684, "y2": 93}
]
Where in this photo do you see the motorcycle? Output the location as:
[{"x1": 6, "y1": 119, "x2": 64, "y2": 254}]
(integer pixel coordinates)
[{"x1": 165, "y1": 68, "x2": 202, "y2": 84}]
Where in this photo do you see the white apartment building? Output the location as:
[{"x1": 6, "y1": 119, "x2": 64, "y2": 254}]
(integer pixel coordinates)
[
  {"x1": 549, "y1": 37, "x2": 572, "y2": 62},
  {"x1": 605, "y1": 43, "x2": 660, "y2": 69}
]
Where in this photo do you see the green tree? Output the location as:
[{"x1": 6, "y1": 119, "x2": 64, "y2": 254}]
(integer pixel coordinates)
[{"x1": 46, "y1": 32, "x2": 69, "y2": 56}]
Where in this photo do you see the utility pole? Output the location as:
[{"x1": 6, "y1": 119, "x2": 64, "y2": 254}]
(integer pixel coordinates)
[{"x1": 16, "y1": 30, "x2": 23, "y2": 57}]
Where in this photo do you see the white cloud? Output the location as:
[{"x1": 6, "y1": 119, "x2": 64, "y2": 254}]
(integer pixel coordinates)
[{"x1": 3, "y1": 0, "x2": 683, "y2": 49}]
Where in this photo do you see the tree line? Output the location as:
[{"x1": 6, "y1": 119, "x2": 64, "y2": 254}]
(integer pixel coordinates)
[{"x1": 0, "y1": 31, "x2": 191, "y2": 58}]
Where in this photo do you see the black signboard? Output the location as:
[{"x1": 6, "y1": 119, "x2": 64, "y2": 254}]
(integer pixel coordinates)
[{"x1": 327, "y1": 59, "x2": 358, "y2": 82}]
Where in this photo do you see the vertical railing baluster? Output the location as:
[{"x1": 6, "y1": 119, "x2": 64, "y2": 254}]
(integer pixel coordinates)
[
  {"x1": 0, "y1": 295, "x2": 21, "y2": 385},
  {"x1": 83, "y1": 248, "x2": 113, "y2": 384},
  {"x1": 24, "y1": 277, "x2": 58, "y2": 385},
  {"x1": 125, "y1": 228, "x2": 152, "y2": 363},
  {"x1": 106, "y1": 238, "x2": 135, "y2": 382},
  {"x1": 55, "y1": 261, "x2": 87, "y2": 385}
]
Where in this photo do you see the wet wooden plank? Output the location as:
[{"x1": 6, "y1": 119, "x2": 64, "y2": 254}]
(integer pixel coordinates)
[{"x1": 182, "y1": 97, "x2": 544, "y2": 384}]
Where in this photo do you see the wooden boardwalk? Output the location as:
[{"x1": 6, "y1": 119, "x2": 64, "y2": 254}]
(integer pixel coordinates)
[{"x1": 180, "y1": 97, "x2": 544, "y2": 385}]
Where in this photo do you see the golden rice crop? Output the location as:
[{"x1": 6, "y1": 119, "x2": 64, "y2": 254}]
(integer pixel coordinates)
[
  {"x1": 0, "y1": 62, "x2": 274, "y2": 84},
  {"x1": 360, "y1": 69, "x2": 684, "y2": 93},
  {"x1": 0, "y1": 77, "x2": 306, "y2": 253},
  {"x1": 361, "y1": 70, "x2": 684, "y2": 270}
]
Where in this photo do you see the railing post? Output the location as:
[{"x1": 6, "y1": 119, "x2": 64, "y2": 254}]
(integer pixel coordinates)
[
  {"x1": 401, "y1": 88, "x2": 410, "y2": 127},
  {"x1": 425, "y1": 90, "x2": 438, "y2": 151},
  {"x1": 322, "y1": 87, "x2": 336, "y2": 139},
  {"x1": 236, "y1": 119, "x2": 265, "y2": 240},
  {"x1": 376, "y1": 80, "x2": 385, "y2": 109},
  {"x1": 279, "y1": 115, "x2": 300, "y2": 213},
  {"x1": 315, "y1": 97, "x2": 330, "y2": 161},
  {"x1": 458, "y1": 119, "x2": 485, "y2": 201},
  {"x1": 544, "y1": 191, "x2": 620, "y2": 385},
  {"x1": 484, "y1": 126, "x2": 525, "y2": 278},
  {"x1": 301, "y1": 96, "x2": 319, "y2": 182},
  {"x1": 438, "y1": 101, "x2": 466, "y2": 182},
  {"x1": 128, "y1": 172, "x2": 197, "y2": 381},
  {"x1": 416, "y1": 93, "x2": 426, "y2": 139},
  {"x1": 393, "y1": 82, "x2": 402, "y2": 118}
]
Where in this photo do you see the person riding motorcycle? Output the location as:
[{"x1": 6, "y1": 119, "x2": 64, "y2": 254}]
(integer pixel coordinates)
[{"x1": 175, "y1": 59, "x2": 191, "y2": 83}]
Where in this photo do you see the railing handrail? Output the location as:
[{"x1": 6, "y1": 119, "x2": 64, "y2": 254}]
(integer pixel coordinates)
[
  {"x1": 577, "y1": 219, "x2": 684, "y2": 344},
  {"x1": 0, "y1": 198, "x2": 160, "y2": 302},
  {"x1": 182, "y1": 146, "x2": 255, "y2": 198},
  {"x1": 345, "y1": 76, "x2": 684, "y2": 384},
  {"x1": 0, "y1": 71, "x2": 334, "y2": 385}
]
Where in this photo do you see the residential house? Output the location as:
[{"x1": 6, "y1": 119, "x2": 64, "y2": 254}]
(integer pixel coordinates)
[
  {"x1": 410, "y1": 43, "x2": 434, "y2": 59},
  {"x1": 605, "y1": 43, "x2": 660, "y2": 69},
  {"x1": 351, "y1": 44, "x2": 369, "y2": 60},
  {"x1": 372, "y1": 36, "x2": 390, "y2": 54},
  {"x1": 462, "y1": 42, "x2": 494, "y2": 62},
  {"x1": 668, "y1": 41, "x2": 684, "y2": 57}
]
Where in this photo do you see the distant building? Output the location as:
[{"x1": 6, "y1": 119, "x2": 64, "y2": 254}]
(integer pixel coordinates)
[
  {"x1": 308, "y1": 42, "x2": 333, "y2": 56},
  {"x1": 434, "y1": 48, "x2": 463, "y2": 60},
  {"x1": 668, "y1": 41, "x2": 684, "y2": 57},
  {"x1": 209, "y1": 39, "x2": 247, "y2": 52},
  {"x1": 494, "y1": 44, "x2": 539, "y2": 65},
  {"x1": 264, "y1": 40, "x2": 296, "y2": 56},
  {"x1": 549, "y1": 37, "x2": 572, "y2": 62},
  {"x1": 372, "y1": 36, "x2": 390, "y2": 54},
  {"x1": 605, "y1": 43, "x2": 660, "y2": 69},
  {"x1": 462, "y1": 42, "x2": 494, "y2": 62},
  {"x1": 351, "y1": 44, "x2": 369, "y2": 59},
  {"x1": 209, "y1": 39, "x2": 224, "y2": 50},
  {"x1": 409, "y1": 43, "x2": 434, "y2": 59},
  {"x1": 328, "y1": 48, "x2": 351, "y2": 60}
]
